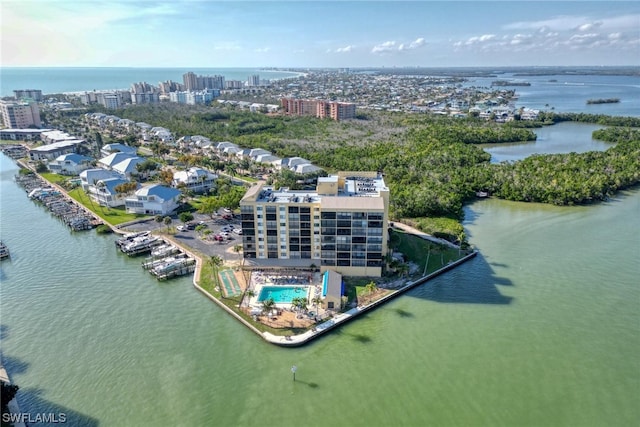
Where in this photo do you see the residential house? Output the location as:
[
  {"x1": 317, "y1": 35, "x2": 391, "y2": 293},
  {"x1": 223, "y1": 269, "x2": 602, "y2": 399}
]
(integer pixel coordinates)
[
  {"x1": 47, "y1": 153, "x2": 92, "y2": 175},
  {"x1": 125, "y1": 184, "x2": 181, "y2": 215},
  {"x1": 98, "y1": 152, "x2": 135, "y2": 170},
  {"x1": 79, "y1": 168, "x2": 122, "y2": 191},
  {"x1": 111, "y1": 157, "x2": 146, "y2": 180},
  {"x1": 172, "y1": 167, "x2": 218, "y2": 194},
  {"x1": 91, "y1": 177, "x2": 132, "y2": 207}
]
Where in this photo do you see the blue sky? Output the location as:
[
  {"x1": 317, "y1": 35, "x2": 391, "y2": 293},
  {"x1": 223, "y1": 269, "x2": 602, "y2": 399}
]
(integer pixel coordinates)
[{"x1": 2, "y1": 1, "x2": 639, "y2": 67}]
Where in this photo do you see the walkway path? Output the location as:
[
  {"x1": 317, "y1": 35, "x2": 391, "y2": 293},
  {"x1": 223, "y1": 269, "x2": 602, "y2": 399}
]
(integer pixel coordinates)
[{"x1": 391, "y1": 221, "x2": 460, "y2": 249}]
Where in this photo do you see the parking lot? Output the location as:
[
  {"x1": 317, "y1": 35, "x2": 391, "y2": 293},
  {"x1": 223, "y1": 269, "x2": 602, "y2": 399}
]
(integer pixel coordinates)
[{"x1": 121, "y1": 210, "x2": 243, "y2": 263}]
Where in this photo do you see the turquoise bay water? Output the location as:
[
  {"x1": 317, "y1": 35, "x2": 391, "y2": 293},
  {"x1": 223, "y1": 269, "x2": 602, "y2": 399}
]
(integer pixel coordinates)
[{"x1": 1, "y1": 149, "x2": 638, "y2": 426}]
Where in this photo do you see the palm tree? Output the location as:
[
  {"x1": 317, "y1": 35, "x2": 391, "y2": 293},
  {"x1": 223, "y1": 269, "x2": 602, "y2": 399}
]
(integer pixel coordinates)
[
  {"x1": 163, "y1": 216, "x2": 172, "y2": 232},
  {"x1": 261, "y1": 298, "x2": 275, "y2": 317},
  {"x1": 225, "y1": 163, "x2": 237, "y2": 177},
  {"x1": 233, "y1": 244, "x2": 243, "y2": 264},
  {"x1": 207, "y1": 255, "x2": 224, "y2": 296},
  {"x1": 297, "y1": 296, "x2": 308, "y2": 313},
  {"x1": 311, "y1": 296, "x2": 322, "y2": 315},
  {"x1": 365, "y1": 280, "x2": 377, "y2": 295}
]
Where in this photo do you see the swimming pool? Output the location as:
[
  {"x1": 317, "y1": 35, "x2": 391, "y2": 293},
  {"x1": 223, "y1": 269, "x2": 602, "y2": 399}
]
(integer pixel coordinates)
[{"x1": 257, "y1": 286, "x2": 309, "y2": 303}]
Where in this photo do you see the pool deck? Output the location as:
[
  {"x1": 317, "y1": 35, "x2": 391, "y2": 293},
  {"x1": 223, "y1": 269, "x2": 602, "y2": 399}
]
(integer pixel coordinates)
[{"x1": 191, "y1": 246, "x2": 477, "y2": 347}]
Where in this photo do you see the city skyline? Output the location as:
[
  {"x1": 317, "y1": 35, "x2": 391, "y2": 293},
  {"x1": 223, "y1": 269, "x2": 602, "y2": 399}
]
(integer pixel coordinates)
[{"x1": 2, "y1": 1, "x2": 639, "y2": 68}]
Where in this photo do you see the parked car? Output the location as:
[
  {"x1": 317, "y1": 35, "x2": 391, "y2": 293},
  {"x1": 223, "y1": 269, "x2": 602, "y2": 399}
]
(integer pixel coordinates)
[
  {"x1": 185, "y1": 222, "x2": 196, "y2": 230},
  {"x1": 177, "y1": 225, "x2": 186, "y2": 232},
  {"x1": 232, "y1": 228, "x2": 243, "y2": 235}
]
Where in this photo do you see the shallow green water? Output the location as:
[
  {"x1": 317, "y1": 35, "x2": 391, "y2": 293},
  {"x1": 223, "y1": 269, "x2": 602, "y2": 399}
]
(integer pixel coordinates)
[{"x1": 1, "y1": 153, "x2": 638, "y2": 426}]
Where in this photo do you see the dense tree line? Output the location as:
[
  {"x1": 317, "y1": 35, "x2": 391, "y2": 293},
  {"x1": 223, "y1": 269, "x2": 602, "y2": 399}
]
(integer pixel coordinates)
[{"x1": 101, "y1": 105, "x2": 640, "y2": 230}]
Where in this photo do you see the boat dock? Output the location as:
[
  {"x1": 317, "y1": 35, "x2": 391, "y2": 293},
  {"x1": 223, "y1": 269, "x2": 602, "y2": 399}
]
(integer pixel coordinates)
[
  {"x1": 116, "y1": 232, "x2": 162, "y2": 256},
  {"x1": 15, "y1": 174, "x2": 100, "y2": 231},
  {"x1": 117, "y1": 233, "x2": 196, "y2": 280},
  {"x1": 0, "y1": 144, "x2": 28, "y2": 160}
]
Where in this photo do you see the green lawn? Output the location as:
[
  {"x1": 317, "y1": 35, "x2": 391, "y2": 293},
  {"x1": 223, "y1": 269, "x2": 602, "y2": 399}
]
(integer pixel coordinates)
[
  {"x1": 39, "y1": 172, "x2": 69, "y2": 184},
  {"x1": 67, "y1": 188, "x2": 147, "y2": 226},
  {"x1": 389, "y1": 229, "x2": 463, "y2": 276}
]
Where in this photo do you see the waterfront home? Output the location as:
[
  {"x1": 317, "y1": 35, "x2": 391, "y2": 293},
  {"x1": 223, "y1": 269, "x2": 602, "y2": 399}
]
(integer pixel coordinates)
[
  {"x1": 91, "y1": 177, "x2": 133, "y2": 207},
  {"x1": 47, "y1": 153, "x2": 92, "y2": 175},
  {"x1": 28, "y1": 140, "x2": 83, "y2": 161},
  {"x1": 125, "y1": 184, "x2": 181, "y2": 215},
  {"x1": 100, "y1": 143, "x2": 137, "y2": 157},
  {"x1": 172, "y1": 167, "x2": 217, "y2": 194},
  {"x1": 79, "y1": 168, "x2": 122, "y2": 191}
]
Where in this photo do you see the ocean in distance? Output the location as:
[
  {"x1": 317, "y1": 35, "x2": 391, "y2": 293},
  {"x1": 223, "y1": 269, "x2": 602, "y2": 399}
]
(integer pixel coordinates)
[
  {"x1": 1, "y1": 67, "x2": 639, "y2": 117},
  {"x1": 0, "y1": 67, "x2": 303, "y2": 97}
]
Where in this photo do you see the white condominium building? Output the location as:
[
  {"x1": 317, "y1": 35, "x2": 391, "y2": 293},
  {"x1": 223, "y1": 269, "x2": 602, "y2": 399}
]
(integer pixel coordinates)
[{"x1": 240, "y1": 172, "x2": 389, "y2": 277}]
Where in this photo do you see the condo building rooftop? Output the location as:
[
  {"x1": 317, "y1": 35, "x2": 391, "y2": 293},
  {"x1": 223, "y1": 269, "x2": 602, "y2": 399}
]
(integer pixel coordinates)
[{"x1": 250, "y1": 173, "x2": 388, "y2": 205}]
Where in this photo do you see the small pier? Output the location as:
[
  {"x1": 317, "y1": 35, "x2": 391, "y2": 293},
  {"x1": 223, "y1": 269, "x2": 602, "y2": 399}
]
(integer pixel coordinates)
[
  {"x1": 139, "y1": 239, "x2": 196, "y2": 280},
  {"x1": 15, "y1": 174, "x2": 100, "y2": 231}
]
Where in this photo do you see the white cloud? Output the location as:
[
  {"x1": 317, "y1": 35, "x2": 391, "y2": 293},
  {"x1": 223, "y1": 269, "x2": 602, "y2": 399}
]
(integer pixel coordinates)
[
  {"x1": 399, "y1": 37, "x2": 426, "y2": 51},
  {"x1": 577, "y1": 22, "x2": 601, "y2": 32},
  {"x1": 453, "y1": 13, "x2": 639, "y2": 57},
  {"x1": 372, "y1": 41, "x2": 397, "y2": 54},
  {"x1": 372, "y1": 37, "x2": 426, "y2": 54},
  {"x1": 336, "y1": 45, "x2": 355, "y2": 53},
  {"x1": 254, "y1": 47, "x2": 271, "y2": 53},
  {"x1": 464, "y1": 34, "x2": 496, "y2": 45}
]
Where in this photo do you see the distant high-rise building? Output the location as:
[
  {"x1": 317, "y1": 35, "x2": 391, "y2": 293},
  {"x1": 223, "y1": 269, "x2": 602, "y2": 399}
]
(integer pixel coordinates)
[
  {"x1": 98, "y1": 93, "x2": 121, "y2": 109},
  {"x1": 159, "y1": 80, "x2": 184, "y2": 94},
  {"x1": 0, "y1": 101, "x2": 42, "y2": 128},
  {"x1": 225, "y1": 80, "x2": 244, "y2": 89},
  {"x1": 247, "y1": 75, "x2": 260, "y2": 87},
  {"x1": 14, "y1": 89, "x2": 43, "y2": 102},
  {"x1": 183, "y1": 72, "x2": 225, "y2": 91},
  {"x1": 183, "y1": 72, "x2": 198, "y2": 91},
  {"x1": 281, "y1": 98, "x2": 356, "y2": 121},
  {"x1": 130, "y1": 82, "x2": 159, "y2": 105}
]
